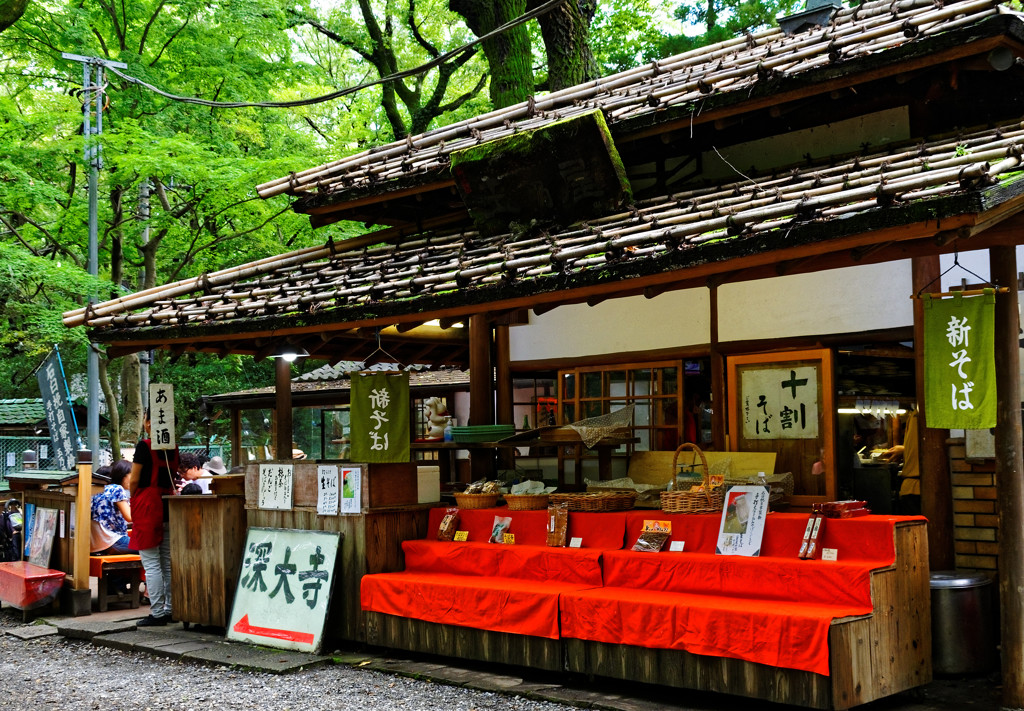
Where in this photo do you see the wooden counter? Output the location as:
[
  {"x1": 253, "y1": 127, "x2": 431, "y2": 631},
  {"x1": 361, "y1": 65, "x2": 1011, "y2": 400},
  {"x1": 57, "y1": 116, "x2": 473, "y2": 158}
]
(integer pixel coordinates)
[{"x1": 167, "y1": 494, "x2": 246, "y2": 628}]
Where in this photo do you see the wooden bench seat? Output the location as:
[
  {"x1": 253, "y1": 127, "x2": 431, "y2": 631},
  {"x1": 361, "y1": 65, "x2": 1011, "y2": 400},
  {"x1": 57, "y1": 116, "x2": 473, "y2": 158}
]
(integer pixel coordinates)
[
  {"x1": 361, "y1": 508, "x2": 931, "y2": 709},
  {"x1": 89, "y1": 554, "x2": 143, "y2": 611}
]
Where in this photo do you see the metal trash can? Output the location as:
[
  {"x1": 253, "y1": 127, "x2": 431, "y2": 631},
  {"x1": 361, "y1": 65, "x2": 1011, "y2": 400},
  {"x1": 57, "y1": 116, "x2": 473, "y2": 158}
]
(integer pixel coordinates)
[{"x1": 930, "y1": 570, "x2": 997, "y2": 675}]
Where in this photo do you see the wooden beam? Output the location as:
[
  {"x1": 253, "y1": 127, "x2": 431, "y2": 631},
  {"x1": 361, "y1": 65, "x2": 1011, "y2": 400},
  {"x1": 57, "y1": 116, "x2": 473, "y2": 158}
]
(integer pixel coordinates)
[
  {"x1": 709, "y1": 284, "x2": 725, "y2": 452},
  {"x1": 991, "y1": 246, "x2": 1024, "y2": 709},
  {"x1": 912, "y1": 255, "x2": 954, "y2": 570},
  {"x1": 469, "y1": 315, "x2": 494, "y2": 480},
  {"x1": 396, "y1": 321, "x2": 425, "y2": 333},
  {"x1": 73, "y1": 454, "x2": 91, "y2": 591},
  {"x1": 495, "y1": 325, "x2": 514, "y2": 470},
  {"x1": 275, "y1": 356, "x2": 293, "y2": 460}
]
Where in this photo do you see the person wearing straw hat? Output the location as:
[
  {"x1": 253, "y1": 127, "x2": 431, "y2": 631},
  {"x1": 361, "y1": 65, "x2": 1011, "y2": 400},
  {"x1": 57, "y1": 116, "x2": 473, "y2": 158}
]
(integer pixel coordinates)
[{"x1": 202, "y1": 455, "x2": 228, "y2": 476}]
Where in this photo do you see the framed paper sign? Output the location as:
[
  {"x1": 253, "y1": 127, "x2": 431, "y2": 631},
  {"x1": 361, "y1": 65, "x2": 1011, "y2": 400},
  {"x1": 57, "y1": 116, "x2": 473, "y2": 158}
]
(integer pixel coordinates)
[
  {"x1": 258, "y1": 463, "x2": 294, "y2": 510},
  {"x1": 715, "y1": 486, "x2": 769, "y2": 557},
  {"x1": 227, "y1": 527, "x2": 342, "y2": 654}
]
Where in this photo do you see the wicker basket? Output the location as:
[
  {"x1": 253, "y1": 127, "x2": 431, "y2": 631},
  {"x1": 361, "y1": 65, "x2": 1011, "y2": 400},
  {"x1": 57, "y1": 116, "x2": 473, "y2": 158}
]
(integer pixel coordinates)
[
  {"x1": 549, "y1": 491, "x2": 637, "y2": 512},
  {"x1": 660, "y1": 443, "x2": 725, "y2": 514},
  {"x1": 453, "y1": 492, "x2": 501, "y2": 509},
  {"x1": 504, "y1": 493, "x2": 550, "y2": 510}
]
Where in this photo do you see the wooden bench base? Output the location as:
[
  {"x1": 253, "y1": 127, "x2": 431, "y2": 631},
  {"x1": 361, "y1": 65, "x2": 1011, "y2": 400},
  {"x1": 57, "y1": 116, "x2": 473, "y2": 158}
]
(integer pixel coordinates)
[
  {"x1": 89, "y1": 555, "x2": 143, "y2": 612},
  {"x1": 364, "y1": 611, "x2": 563, "y2": 672}
]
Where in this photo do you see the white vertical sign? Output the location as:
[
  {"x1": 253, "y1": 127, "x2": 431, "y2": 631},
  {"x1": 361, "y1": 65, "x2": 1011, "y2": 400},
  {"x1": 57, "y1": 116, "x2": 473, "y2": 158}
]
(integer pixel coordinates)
[
  {"x1": 316, "y1": 464, "x2": 339, "y2": 516},
  {"x1": 149, "y1": 382, "x2": 176, "y2": 450},
  {"x1": 258, "y1": 463, "x2": 294, "y2": 510},
  {"x1": 340, "y1": 466, "x2": 362, "y2": 514}
]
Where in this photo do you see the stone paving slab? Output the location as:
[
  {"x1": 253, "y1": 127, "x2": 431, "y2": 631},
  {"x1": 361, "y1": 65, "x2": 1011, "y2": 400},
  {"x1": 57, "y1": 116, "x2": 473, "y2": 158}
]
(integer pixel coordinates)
[
  {"x1": 51, "y1": 617, "x2": 142, "y2": 640},
  {"x1": 141, "y1": 640, "x2": 218, "y2": 659},
  {"x1": 463, "y1": 672, "x2": 537, "y2": 693},
  {"x1": 6, "y1": 624, "x2": 58, "y2": 640},
  {"x1": 182, "y1": 643, "x2": 331, "y2": 674}
]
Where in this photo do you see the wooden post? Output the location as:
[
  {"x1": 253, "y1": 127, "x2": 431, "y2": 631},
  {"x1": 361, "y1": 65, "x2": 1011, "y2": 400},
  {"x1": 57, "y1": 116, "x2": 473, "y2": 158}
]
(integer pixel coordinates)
[
  {"x1": 912, "y1": 255, "x2": 954, "y2": 569},
  {"x1": 230, "y1": 407, "x2": 243, "y2": 466},
  {"x1": 275, "y1": 356, "x2": 292, "y2": 461},
  {"x1": 495, "y1": 324, "x2": 515, "y2": 470},
  {"x1": 990, "y1": 247, "x2": 1024, "y2": 708},
  {"x1": 709, "y1": 283, "x2": 726, "y2": 451},
  {"x1": 73, "y1": 451, "x2": 92, "y2": 590},
  {"x1": 469, "y1": 315, "x2": 494, "y2": 479}
]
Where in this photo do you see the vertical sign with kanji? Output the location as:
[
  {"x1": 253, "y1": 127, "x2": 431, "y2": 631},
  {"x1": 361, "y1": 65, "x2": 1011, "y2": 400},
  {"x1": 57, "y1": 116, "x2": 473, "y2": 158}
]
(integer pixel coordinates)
[
  {"x1": 924, "y1": 292, "x2": 996, "y2": 429},
  {"x1": 740, "y1": 366, "x2": 819, "y2": 440},
  {"x1": 228, "y1": 527, "x2": 341, "y2": 653},
  {"x1": 148, "y1": 383, "x2": 176, "y2": 450},
  {"x1": 316, "y1": 464, "x2": 339, "y2": 515},
  {"x1": 350, "y1": 372, "x2": 410, "y2": 463},
  {"x1": 36, "y1": 348, "x2": 77, "y2": 470},
  {"x1": 258, "y1": 463, "x2": 294, "y2": 510}
]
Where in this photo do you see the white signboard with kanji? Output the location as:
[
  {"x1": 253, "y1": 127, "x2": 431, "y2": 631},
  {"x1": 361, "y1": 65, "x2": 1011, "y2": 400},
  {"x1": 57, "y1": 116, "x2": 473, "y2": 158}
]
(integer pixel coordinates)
[
  {"x1": 740, "y1": 366, "x2": 819, "y2": 440},
  {"x1": 316, "y1": 464, "x2": 339, "y2": 515},
  {"x1": 258, "y1": 463, "x2": 294, "y2": 510},
  {"x1": 148, "y1": 383, "x2": 176, "y2": 450},
  {"x1": 227, "y1": 527, "x2": 341, "y2": 653}
]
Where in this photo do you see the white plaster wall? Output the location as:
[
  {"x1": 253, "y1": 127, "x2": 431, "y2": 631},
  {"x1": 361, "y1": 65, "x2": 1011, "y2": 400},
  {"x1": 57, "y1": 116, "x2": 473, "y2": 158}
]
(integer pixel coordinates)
[
  {"x1": 510, "y1": 261, "x2": 917, "y2": 362},
  {"x1": 718, "y1": 261, "x2": 914, "y2": 341},
  {"x1": 509, "y1": 289, "x2": 711, "y2": 361}
]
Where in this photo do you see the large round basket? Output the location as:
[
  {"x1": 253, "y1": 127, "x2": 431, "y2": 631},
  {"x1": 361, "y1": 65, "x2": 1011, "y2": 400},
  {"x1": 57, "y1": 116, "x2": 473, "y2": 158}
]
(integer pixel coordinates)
[
  {"x1": 660, "y1": 443, "x2": 724, "y2": 514},
  {"x1": 453, "y1": 492, "x2": 501, "y2": 509},
  {"x1": 504, "y1": 493, "x2": 550, "y2": 511},
  {"x1": 549, "y1": 491, "x2": 636, "y2": 512}
]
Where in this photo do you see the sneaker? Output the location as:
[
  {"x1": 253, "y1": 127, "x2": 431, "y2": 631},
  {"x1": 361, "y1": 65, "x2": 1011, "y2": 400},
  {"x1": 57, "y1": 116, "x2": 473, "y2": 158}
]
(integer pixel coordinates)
[{"x1": 136, "y1": 614, "x2": 167, "y2": 627}]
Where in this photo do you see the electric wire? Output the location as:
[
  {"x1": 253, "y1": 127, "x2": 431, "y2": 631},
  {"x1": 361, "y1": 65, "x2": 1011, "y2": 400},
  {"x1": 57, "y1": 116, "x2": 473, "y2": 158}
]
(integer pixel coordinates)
[{"x1": 94, "y1": 0, "x2": 568, "y2": 110}]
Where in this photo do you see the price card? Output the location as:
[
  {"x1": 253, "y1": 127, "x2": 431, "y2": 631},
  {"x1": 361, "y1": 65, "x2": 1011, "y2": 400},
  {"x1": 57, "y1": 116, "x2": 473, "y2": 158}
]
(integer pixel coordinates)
[
  {"x1": 669, "y1": 540, "x2": 685, "y2": 552},
  {"x1": 503, "y1": 533, "x2": 516, "y2": 545},
  {"x1": 821, "y1": 548, "x2": 838, "y2": 561},
  {"x1": 569, "y1": 537, "x2": 583, "y2": 548},
  {"x1": 453, "y1": 530, "x2": 469, "y2": 542}
]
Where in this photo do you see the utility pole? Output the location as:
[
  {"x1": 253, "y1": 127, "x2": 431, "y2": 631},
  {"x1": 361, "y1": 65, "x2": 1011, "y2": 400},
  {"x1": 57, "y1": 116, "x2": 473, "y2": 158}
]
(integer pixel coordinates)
[{"x1": 62, "y1": 53, "x2": 127, "y2": 462}]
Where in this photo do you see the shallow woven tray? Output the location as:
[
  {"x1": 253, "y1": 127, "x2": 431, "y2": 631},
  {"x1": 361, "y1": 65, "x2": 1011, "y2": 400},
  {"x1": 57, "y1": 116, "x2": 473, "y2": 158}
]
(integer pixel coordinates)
[
  {"x1": 453, "y1": 492, "x2": 501, "y2": 509},
  {"x1": 549, "y1": 491, "x2": 636, "y2": 512},
  {"x1": 504, "y1": 493, "x2": 550, "y2": 510}
]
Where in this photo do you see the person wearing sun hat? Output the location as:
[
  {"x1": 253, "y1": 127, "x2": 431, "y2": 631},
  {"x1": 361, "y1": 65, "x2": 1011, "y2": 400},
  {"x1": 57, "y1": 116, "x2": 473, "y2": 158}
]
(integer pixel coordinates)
[{"x1": 202, "y1": 455, "x2": 228, "y2": 475}]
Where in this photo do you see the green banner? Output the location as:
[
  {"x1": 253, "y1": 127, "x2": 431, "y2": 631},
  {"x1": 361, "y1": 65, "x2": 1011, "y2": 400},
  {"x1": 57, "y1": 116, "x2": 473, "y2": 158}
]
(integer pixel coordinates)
[
  {"x1": 350, "y1": 372, "x2": 410, "y2": 463},
  {"x1": 923, "y1": 291, "x2": 996, "y2": 429}
]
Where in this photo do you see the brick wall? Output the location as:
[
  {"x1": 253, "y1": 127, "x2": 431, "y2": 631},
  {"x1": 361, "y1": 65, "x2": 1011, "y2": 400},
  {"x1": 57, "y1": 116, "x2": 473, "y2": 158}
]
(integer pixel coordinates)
[{"x1": 948, "y1": 438, "x2": 999, "y2": 572}]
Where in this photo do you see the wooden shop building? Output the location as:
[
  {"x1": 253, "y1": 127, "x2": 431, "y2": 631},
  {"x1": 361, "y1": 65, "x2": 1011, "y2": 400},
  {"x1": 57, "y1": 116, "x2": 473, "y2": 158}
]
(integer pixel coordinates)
[{"x1": 64, "y1": 0, "x2": 1024, "y2": 707}]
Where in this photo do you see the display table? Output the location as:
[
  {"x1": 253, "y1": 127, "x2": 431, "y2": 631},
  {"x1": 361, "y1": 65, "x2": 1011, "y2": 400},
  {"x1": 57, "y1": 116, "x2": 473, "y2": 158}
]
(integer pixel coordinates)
[
  {"x1": 167, "y1": 494, "x2": 246, "y2": 628},
  {"x1": 361, "y1": 508, "x2": 930, "y2": 709}
]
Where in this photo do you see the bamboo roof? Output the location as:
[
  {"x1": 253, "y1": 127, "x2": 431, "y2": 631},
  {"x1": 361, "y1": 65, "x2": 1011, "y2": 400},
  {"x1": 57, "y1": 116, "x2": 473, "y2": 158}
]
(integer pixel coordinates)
[
  {"x1": 257, "y1": 0, "x2": 1010, "y2": 213},
  {"x1": 72, "y1": 119, "x2": 1024, "y2": 363}
]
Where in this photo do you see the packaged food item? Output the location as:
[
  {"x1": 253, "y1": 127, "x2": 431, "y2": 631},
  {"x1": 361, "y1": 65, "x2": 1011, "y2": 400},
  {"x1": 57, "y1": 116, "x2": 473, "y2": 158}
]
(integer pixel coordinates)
[
  {"x1": 632, "y1": 531, "x2": 670, "y2": 553},
  {"x1": 463, "y1": 478, "x2": 489, "y2": 494},
  {"x1": 437, "y1": 507, "x2": 460, "y2": 541},
  {"x1": 820, "y1": 500, "x2": 871, "y2": 518},
  {"x1": 481, "y1": 480, "x2": 502, "y2": 494},
  {"x1": 546, "y1": 502, "x2": 569, "y2": 547},
  {"x1": 489, "y1": 515, "x2": 512, "y2": 543},
  {"x1": 631, "y1": 520, "x2": 672, "y2": 553},
  {"x1": 799, "y1": 505, "x2": 825, "y2": 559}
]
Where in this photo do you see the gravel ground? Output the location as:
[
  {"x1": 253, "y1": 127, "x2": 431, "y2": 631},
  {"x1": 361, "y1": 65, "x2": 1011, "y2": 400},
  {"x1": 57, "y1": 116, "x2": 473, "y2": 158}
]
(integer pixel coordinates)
[{"x1": 0, "y1": 609, "x2": 576, "y2": 711}]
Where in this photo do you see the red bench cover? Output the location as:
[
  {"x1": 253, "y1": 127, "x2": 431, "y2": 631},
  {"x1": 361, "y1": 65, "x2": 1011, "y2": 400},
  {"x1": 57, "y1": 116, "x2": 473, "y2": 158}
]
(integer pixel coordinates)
[
  {"x1": 361, "y1": 538, "x2": 608, "y2": 638},
  {"x1": 0, "y1": 561, "x2": 65, "y2": 609},
  {"x1": 561, "y1": 514, "x2": 923, "y2": 676}
]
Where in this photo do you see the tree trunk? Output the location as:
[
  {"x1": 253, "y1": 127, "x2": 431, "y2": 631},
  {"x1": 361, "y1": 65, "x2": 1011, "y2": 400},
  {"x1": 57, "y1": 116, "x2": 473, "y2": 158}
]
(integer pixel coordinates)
[
  {"x1": 120, "y1": 352, "x2": 143, "y2": 444},
  {"x1": 449, "y1": 0, "x2": 532, "y2": 109},
  {"x1": 97, "y1": 355, "x2": 121, "y2": 461},
  {"x1": 532, "y1": 0, "x2": 597, "y2": 91},
  {"x1": 0, "y1": 0, "x2": 29, "y2": 34}
]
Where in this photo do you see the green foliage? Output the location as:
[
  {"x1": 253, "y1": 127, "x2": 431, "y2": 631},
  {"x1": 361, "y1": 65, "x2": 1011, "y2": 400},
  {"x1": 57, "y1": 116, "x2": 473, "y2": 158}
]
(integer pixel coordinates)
[{"x1": 660, "y1": 0, "x2": 803, "y2": 55}]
